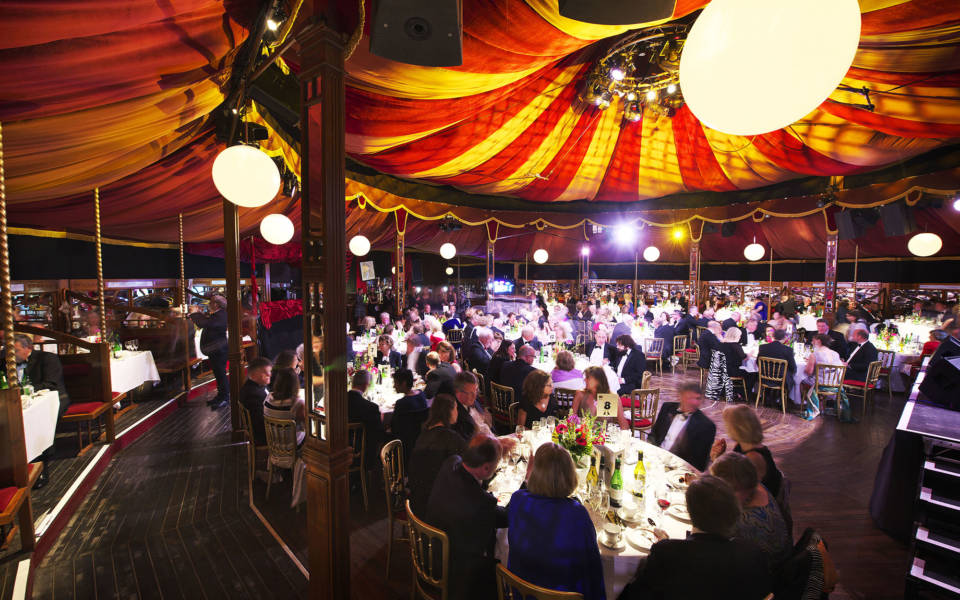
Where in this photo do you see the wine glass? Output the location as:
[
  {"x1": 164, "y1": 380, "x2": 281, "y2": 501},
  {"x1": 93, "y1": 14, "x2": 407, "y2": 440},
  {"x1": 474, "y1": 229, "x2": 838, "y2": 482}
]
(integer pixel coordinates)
[
  {"x1": 532, "y1": 420, "x2": 541, "y2": 435},
  {"x1": 515, "y1": 425, "x2": 524, "y2": 442},
  {"x1": 655, "y1": 487, "x2": 671, "y2": 517}
]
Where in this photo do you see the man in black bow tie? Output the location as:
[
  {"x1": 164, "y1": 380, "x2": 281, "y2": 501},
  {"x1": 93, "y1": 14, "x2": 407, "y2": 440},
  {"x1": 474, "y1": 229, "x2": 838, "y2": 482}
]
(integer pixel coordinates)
[{"x1": 647, "y1": 383, "x2": 716, "y2": 471}]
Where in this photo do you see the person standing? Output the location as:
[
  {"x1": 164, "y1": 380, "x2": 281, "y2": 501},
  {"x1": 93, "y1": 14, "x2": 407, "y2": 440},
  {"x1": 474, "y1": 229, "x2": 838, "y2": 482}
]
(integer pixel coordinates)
[{"x1": 190, "y1": 295, "x2": 229, "y2": 409}]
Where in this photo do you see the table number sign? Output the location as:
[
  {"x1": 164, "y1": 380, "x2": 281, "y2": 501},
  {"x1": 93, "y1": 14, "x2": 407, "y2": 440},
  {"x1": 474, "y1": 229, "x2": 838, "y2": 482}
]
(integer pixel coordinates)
[{"x1": 597, "y1": 393, "x2": 619, "y2": 418}]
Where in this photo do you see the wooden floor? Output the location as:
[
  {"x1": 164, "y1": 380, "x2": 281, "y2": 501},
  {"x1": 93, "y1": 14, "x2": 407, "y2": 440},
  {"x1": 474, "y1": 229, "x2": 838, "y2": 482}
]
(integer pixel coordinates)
[{"x1": 8, "y1": 366, "x2": 912, "y2": 599}]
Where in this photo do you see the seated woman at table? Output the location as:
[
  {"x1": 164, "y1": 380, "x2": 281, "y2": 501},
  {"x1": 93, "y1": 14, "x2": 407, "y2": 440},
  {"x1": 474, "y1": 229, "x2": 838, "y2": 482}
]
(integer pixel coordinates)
[
  {"x1": 763, "y1": 324, "x2": 777, "y2": 343},
  {"x1": 710, "y1": 453, "x2": 793, "y2": 568},
  {"x1": 506, "y1": 442, "x2": 605, "y2": 599},
  {"x1": 425, "y1": 315, "x2": 445, "y2": 351},
  {"x1": 552, "y1": 320, "x2": 575, "y2": 347},
  {"x1": 408, "y1": 394, "x2": 466, "y2": 515},
  {"x1": 269, "y1": 349, "x2": 298, "y2": 390},
  {"x1": 517, "y1": 370, "x2": 559, "y2": 428},
  {"x1": 264, "y1": 367, "x2": 306, "y2": 447},
  {"x1": 486, "y1": 340, "x2": 514, "y2": 386},
  {"x1": 436, "y1": 341, "x2": 461, "y2": 374},
  {"x1": 391, "y1": 368, "x2": 429, "y2": 458},
  {"x1": 571, "y1": 366, "x2": 627, "y2": 430},
  {"x1": 710, "y1": 405, "x2": 784, "y2": 500},
  {"x1": 551, "y1": 350, "x2": 584, "y2": 390}
]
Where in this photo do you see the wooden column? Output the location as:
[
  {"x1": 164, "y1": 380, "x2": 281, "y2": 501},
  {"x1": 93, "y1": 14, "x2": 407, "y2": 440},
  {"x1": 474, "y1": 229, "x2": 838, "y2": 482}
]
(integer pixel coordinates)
[
  {"x1": 852, "y1": 244, "x2": 859, "y2": 307},
  {"x1": 223, "y1": 199, "x2": 242, "y2": 435},
  {"x1": 0, "y1": 123, "x2": 14, "y2": 384},
  {"x1": 688, "y1": 241, "x2": 700, "y2": 309},
  {"x1": 298, "y1": 19, "x2": 352, "y2": 600},
  {"x1": 178, "y1": 213, "x2": 186, "y2": 307},
  {"x1": 486, "y1": 240, "x2": 495, "y2": 300},
  {"x1": 94, "y1": 188, "x2": 106, "y2": 340},
  {"x1": 395, "y1": 232, "x2": 405, "y2": 315},
  {"x1": 824, "y1": 231, "x2": 838, "y2": 314}
]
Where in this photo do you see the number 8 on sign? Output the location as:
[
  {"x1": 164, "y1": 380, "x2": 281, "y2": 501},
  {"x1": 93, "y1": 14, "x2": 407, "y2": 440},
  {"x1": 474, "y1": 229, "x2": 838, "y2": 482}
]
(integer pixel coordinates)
[{"x1": 596, "y1": 393, "x2": 618, "y2": 418}]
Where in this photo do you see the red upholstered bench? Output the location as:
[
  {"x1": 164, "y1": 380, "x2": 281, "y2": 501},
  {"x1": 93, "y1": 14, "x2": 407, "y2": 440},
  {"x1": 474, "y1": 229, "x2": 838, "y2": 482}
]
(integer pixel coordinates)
[
  {"x1": 842, "y1": 379, "x2": 875, "y2": 388},
  {"x1": 0, "y1": 484, "x2": 31, "y2": 551}
]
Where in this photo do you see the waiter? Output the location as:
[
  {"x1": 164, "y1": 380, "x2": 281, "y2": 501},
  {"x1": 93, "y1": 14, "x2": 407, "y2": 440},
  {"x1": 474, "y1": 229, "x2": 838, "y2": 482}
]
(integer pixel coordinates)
[{"x1": 190, "y1": 295, "x2": 229, "y2": 409}]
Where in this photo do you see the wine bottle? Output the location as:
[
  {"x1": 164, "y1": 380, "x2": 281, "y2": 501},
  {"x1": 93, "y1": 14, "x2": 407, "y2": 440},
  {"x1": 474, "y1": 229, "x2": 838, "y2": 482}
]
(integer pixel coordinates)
[
  {"x1": 586, "y1": 455, "x2": 599, "y2": 493},
  {"x1": 632, "y1": 451, "x2": 646, "y2": 498},
  {"x1": 609, "y1": 457, "x2": 623, "y2": 508}
]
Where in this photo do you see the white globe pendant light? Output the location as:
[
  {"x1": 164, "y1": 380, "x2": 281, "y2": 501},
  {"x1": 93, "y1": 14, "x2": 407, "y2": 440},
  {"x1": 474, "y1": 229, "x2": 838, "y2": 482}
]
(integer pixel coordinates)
[
  {"x1": 439, "y1": 242, "x2": 457, "y2": 260},
  {"x1": 445, "y1": 267, "x2": 454, "y2": 275},
  {"x1": 211, "y1": 145, "x2": 282, "y2": 207},
  {"x1": 680, "y1": 0, "x2": 862, "y2": 136},
  {"x1": 744, "y1": 239, "x2": 766, "y2": 261},
  {"x1": 908, "y1": 232, "x2": 942, "y2": 257},
  {"x1": 349, "y1": 235, "x2": 371, "y2": 257},
  {"x1": 643, "y1": 246, "x2": 660, "y2": 262},
  {"x1": 259, "y1": 214, "x2": 294, "y2": 245},
  {"x1": 533, "y1": 249, "x2": 549, "y2": 264}
]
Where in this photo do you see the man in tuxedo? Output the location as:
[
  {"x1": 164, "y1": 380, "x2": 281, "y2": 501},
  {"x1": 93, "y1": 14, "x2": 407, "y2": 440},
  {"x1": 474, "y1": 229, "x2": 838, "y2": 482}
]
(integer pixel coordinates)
[
  {"x1": 452, "y1": 371, "x2": 491, "y2": 441},
  {"x1": 347, "y1": 370, "x2": 385, "y2": 466},
  {"x1": 845, "y1": 328, "x2": 879, "y2": 382},
  {"x1": 741, "y1": 318, "x2": 762, "y2": 346},
  {"x1": 15, "y1": 334, "x2": 70, "y2": 488},
  {"x1": 721, "y1": 311, "x2": 741, "y2": 332},
  {"x1": 403, "y1": 335, "x2": 428, "y2": 378},
  {"x1": 426, "y1": 435, "x2": 507, "y2": 600},
  {"x1": 584, "y1": 328, "x2": 618, "y2": 365},
  {"x1": 375, "y1": 335, "x2": 403, "y2": 370},
  {"x1": 757, "y1": 329, "x2": 797, "y2": 401},
  {"x1": 512, "y1": 325, "x2": 542, "y2": 352},
  {"x1": 817, "y1": 318, "x2": 849, "y2": 360},
  {"x1": 696, "y1": 321, "x2": 722, "y2": 371},
  {"x1": 238, "y1": 357, "x2": 272, "y2": 445},
  {"x1": 647, "y1": 383, "x2": 716, "y2": 471},
  {"x1": 462, "y1": 327, "x2": 494, "y2": 374},
  {"x1": 622, "y1": 475, "x2": 772, "y2": 600},
  {"x1": 424, "y1": 351, "x2": 457, "y2": 398},
  {"x1": 500, "y1": 344, "x2": 537, "y2": 402},
  {"x1": 614, "y1": 335, "x2": 646, "y2": 396},
  {"x1": 636, "y1": 304, "x2": 654, "y2": 323}
]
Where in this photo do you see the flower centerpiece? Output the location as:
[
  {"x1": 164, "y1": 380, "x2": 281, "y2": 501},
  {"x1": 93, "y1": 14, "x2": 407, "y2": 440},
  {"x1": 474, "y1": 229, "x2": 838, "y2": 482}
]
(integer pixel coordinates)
[{"x1": 552, "y1": 412, "x2": 606, "y2": 464}]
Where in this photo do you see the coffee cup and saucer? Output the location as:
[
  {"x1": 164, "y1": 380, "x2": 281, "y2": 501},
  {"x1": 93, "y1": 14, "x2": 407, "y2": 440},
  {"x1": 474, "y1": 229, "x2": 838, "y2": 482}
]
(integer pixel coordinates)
[{"x1": 598, "y1": 523, "x2": 626, "y2": 550}]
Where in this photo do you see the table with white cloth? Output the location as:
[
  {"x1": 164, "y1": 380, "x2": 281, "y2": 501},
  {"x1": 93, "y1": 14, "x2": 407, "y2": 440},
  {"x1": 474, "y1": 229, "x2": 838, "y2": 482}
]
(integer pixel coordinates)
[
  {"x1": 797, "y1": 314, "x2": 819, "y2": 332},
  {"x1": 110, "y1": 350, "x2": 160, "y2": 395},
  {"x1": 534, "y1": 355, "x2": 619, "y2": 395},
  {"x1": 491, "y1": 433, "x2": 698, "y2": 599},
  {"x1": 21, "y1": 389, "x2": 60, "y2": 462}
]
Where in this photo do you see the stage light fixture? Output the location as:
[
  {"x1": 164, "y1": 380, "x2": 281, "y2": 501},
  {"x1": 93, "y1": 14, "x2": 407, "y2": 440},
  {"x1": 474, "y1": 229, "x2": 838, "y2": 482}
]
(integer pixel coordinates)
[
  {"x1": 581, "y1": 246, "x2": 590, "y2": 256},
  {"x1": 672, "y1": 227, "x2": 684, "y2": 240},
  {"x1": 646, "y1": 89, "x2": 657, "y2": 102},
  {"x1": 349, "y1": 235, "x2": 371, "y2": 257},
  {"x1": 610, "y1": 68, "x2": 625, "y2": 81},
  {"x1": 614, "y1": 224, "x2": 637, "y2": 245}
]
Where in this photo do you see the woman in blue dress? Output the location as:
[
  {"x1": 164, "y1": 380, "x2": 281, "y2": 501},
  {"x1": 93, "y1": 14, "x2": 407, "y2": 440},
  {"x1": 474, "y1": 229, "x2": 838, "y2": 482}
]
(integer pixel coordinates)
[{"x1": 507, "y1": 442, "x2": 606, "y2": 599}]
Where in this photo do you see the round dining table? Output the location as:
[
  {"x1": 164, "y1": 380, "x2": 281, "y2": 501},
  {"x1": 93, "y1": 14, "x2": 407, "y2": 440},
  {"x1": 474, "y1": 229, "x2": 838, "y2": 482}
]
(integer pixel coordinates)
[{"x1": 490, "y1": 432, "x2": 699, "y2": 599}]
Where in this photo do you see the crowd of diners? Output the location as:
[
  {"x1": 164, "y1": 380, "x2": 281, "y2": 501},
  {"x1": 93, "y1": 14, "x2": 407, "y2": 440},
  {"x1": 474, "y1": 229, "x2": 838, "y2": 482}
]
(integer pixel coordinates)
[{"x1": 234, "y1": 288, "x2": 958, "y2": 599}]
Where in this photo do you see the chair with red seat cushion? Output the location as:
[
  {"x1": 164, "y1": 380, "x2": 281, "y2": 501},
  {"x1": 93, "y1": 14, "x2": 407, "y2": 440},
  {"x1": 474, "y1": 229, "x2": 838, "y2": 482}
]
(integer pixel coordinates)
[
  {"x1": 0, "y1": 484, "x2": 32, "y2": 552},
  {"x1": 628, "y1": 388, "x2": 659, "y2": 440},
  {"x1": 61, "y1": 399, "x2": 114, "y2": 456},
  {"x1": 842, "y1": 361, "x2": 883, "y2": 420}
]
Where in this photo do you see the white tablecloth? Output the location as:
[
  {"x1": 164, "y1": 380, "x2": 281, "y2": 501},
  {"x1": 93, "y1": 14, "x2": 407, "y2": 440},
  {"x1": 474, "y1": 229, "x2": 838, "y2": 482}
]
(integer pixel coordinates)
[
  {"x1": 110, "y1": 350, "x2": 160, "y2": 395},
  {"x1": 22, "y1": 390, "x2": 59, "y2": 462},
  {"x1": 493, "y1": 436, "x2": 697, "y2": 599}
]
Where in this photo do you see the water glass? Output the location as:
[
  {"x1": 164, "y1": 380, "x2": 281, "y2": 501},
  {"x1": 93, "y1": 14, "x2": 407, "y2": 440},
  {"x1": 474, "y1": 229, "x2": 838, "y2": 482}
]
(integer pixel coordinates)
[
  {"x1": 515, "y1": 425, "x2": 524, "y2": 441},
  {"x1": 539, "y1": 417, "x2": 547, "y2": 431},
  {"x1": 546, "y1": 416, "x2": 556, "y2": 430},
  {"x1": 532, "y1": 420, "x2": 541, "y2": 435}
]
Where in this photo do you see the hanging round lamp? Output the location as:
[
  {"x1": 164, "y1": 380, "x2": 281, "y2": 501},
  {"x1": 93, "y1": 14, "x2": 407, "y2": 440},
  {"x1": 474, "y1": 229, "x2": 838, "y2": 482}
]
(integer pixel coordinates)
[
  {"x1": 349, "y1": 235, "x2": 371, "y2": 257},
  {"x1": 533, "y1": 249, "x2": 549, "y2": 264},
  {"x1": 439, "y1": 243, "x2": 457, "y2": 260},
  {"x1": 643, "y1": 246, "x2": 660, "y2": 262},
  {"x1": 445, "y1": 267, "x2": 454, "y2": 275},
  {"x1": 744, "y1": 238, "x2": 766, "y2": 261},
  {"x1": 260, "y1": 214, "x2": 294, "y2": 245},
  {"x1": 908, "y1": 232, "x2": 942, "y2": 257},
  {"x1": 211, "y1": 145, "x2": 282, "y2": 207}
]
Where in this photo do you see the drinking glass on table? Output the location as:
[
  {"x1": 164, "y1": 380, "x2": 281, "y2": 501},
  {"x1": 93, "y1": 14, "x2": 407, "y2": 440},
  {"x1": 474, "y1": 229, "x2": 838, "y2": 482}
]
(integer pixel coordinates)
[
  {"x1": 655, "y1": 487, "x2": 671, "y2": 517},
  {"x1": 532, "y1": 420, "x2": 541, "y2": 435},
  {"x1": 546, "y1": 415, "x2": 556, "y2": 430},
  {"x1": 515, "y1": 425, "x2": 524, "y2": 441}
]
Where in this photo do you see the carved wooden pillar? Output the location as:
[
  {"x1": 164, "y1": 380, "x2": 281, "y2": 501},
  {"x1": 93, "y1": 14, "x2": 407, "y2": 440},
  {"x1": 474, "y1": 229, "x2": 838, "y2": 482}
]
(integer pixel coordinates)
[
  {"x1": 824, "y1": 232, "x2": 839, "y2": 314},
  {"x1": 223, "y1": 199, "x2": 243, "y2": 434},
  {"x1": 297, "y1": 19, "x2": 352, "y2": 600},
  {"x1": 688, "y1": 242, "x2": 700, "y2": 310},
  {"x1": 178, "y1": 213, "x2": 186, "y2": 307},
  {"x1": 580, "y1": 248, "x2": 590, "y2": 298},
  {"x1": 94, "y1": 188, "x2": 106, "y2": 339},
  {"x1": 486, "y1": 222, "x2": 498, "y2": 302},
  {"x1": 395, "y1": 209, "x2": 407, "y2": 316}
]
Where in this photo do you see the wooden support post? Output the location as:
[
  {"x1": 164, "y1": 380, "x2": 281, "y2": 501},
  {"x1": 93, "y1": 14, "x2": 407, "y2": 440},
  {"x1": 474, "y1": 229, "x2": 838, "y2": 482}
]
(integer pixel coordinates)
[
  {"x1": 395, "y1": 232, "x2": 404, "y2": 316},
  {"x1": 853, "y1": 244, "x2": 859, "y2": 307},
  {"x1": 94, "y1": 188, "x2": 106, "y2": 339},
  {"x1": 222, "y1": 199, "x2": 243, "y2": 436},
  {"x1": 298, "y1": 19, "x2": 352, "y2": 600},
  {"x1": 486, "y1": 240, "x2": 495, "y2": 301},
  {"x1": 688, "y1": 241, "x2": 700, "y2": 309},
  {"x1": 178, "y1": 213, "x2": 186, "y2": 307},
  {"x1": 824, "y1": 232, "x2": 838, "y2": 314}
]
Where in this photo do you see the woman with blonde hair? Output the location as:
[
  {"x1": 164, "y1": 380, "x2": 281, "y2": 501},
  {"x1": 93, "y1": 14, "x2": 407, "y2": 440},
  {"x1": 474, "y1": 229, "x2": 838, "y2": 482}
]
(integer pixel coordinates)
[
  {"x1": 506, "y1": 442, "x2": 605, "y2": 599},
  {"x1": 710, "y1": 404, "x2": 782, "y2": 498}
]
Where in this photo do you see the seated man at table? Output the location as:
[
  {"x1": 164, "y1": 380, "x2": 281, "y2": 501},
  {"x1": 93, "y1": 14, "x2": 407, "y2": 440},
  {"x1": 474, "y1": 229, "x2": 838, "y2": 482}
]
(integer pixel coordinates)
[
  {"x1": 614, "y1": 335, "x2": 646, "y2": 396},
  {"x1": 424, "y1": 351, "x2": 457, "y2": 399},
  {"x1": 817, "y1": 318, "x2": 849, "y2": 360},
  {"x1": 512, "y1": 325, "x2": 542, "y2": 352},
  {"x1": 426, "y1": 434, "x2": 507, "y2": 600},
  {"x1": 647, "y1": 383, "x2": 716, "y2": 471},
  {"x1": 348, "y1": 370, "x2": 384, "y2": 467},
  {"x1": 452, "y1": 371, "x2": 492, "y2": 440},
  {"x1": 462, "y1": 326, "x2": 494, "y2": 374},
  {"x1": 757, "y1": 329, "x2": 797, "y2": 390},
  {"x1": 501, "y1": 344, "x2": 537, "y2": 402},
  {"x1": 239, "y1": 357, "x2": 273, "y2": 445},
  {"x1": 375, "y1": 335, "x2": 403, "y2": 370},
  {"x1": 844, "y1": 328, "x2": 879, "y2": 383},
  {"x1": 621, "y1": 475, "x2": 773, "y2": 600}
]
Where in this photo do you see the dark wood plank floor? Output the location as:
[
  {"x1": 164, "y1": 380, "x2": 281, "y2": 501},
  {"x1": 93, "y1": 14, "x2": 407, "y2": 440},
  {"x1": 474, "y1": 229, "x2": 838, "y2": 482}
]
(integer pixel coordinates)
[{"x1": 30, "y1": 388, "x2": 308, "y2": 600}]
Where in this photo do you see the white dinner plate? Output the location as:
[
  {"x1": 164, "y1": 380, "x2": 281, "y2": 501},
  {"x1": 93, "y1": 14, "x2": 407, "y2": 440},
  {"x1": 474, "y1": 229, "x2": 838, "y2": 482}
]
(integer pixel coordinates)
[
  {"x1": 666, "y1": 469, "x2": 695, "y2": 489},
  {"x1": 666, "y1": 504, "x2": 691, "y2": 522},
  {"x1": 626, "y1": 527, "x2": 657, "y2": 552},
  {"x1": 617, "y1": 507, "x2": 645, "y2": 524}
]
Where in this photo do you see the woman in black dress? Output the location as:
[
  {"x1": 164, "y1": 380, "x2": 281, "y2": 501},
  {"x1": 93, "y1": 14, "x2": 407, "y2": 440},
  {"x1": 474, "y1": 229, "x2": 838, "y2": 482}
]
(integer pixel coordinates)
[
  {"x1": 407, "y1": 394, "x2": 465, "y2": 514},
  {"x1": 517, "y1": 369, "x2": 558, "y2": 429}
]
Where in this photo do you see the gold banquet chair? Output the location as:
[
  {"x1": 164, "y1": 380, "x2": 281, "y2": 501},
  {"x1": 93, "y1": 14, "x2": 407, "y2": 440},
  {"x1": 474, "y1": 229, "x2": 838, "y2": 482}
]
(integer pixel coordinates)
[
  {"x1": 843, "y1": 360, "x2": 883, "y2": 420},
  {"x1": 407, "y1": 500, "x2": 450, "y2": 600},
  {"x1": 263, "y1": 416, "x2": 298, "y2": 502},
  {"x1": 381, "y1": 439, "x2": 408, "y2": 578},
  {"x1": 644, "y1": 337, "x2": 664, "y2": 376},
  {"x1": 755, "y1": 357, "x2": 789, "y2": 415},
  {"x1": 629, "y1": 388, "x2": 660, "y2": 440},
  {"x1": 489, "y1": 382, "x2": 515, "y2": 432},
  {"x1": 347, "y1": 423, "x2": 370, "y2": 511},
  {"x1": 876, "y1": 349, "x2": 896, "y2": 402},
  {"x1": 496, "y1": 564, "x2": 583, "y2": 600},
  {"x1": 551, "y1": 389, "x2": 576, "y2": 420},
  {"x1": 808, "y1": 363, "x2": 847, "y2": 421}
]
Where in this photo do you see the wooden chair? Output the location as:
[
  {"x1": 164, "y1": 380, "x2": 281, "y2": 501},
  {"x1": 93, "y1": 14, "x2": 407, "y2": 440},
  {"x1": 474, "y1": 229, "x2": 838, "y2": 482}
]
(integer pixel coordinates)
[
  {"x1": 509, "y1": 402, "x2": 519, "y2": 428},
  {"x1": 644, "y1": 337, "x2": 664, "y2": 376},
  {"x1": 407, "y1": 499, "x2": 450, "y2": 600},
  {"x1": 729, "y1": 375, "x2": 749, "y2": 403},
  {"x1": 445, "y1": 328, "x2": 463, "y2": 346},
  {"x1": 682, "y1": 338, "x2": 699, "y2": 372},
  {"x1": 347, "y1": 423, "x2": 369, "y2": 511},
  {"x1": 263, "y1": 416, "x2": 298, "y2": 501},
  {"x1": 496, "y1": 563, "x2": 583, "y2": 600},
  {"x1": 629, "y1": 388, "x2": 660, "y2": 439},
  {"x1": 551, "y1": 389, "x2": 576, "y2": 419},
  {"x1": 381, "y1": 439, "x2": 408, "y2": 578},
  {"x1": 671, "y1": 336, "x2": 687, "y2": 373},
  {"x1": 238, "y1": 404, "x2": 268, "y2": 485},
  {"x1": 61, "y1": 397, "x2": 115, "y2": 456},
  {"x1": 640, "y1": 371, "x2": 652, "y2": 392},
  {"x1": 756, "y1": 357, "x2": 789, "y2": 415},
  {"x1": 843, "y1": 361, "x2": 883, "y2": 419},
  {"x1": 876, "y1": 349, "x2": 896, "y2": 401},
  {"x1": 472, "y1": 369, "x2": 488, "y2": 406},
  {"x1": 489, "y1": 382, "x2": 515, "y2": 432},
  {"x1": 810, "y1": 363, "x2": 847, "y2": 419},
  {"x1": 0, "y1": 485, "x2": 34, "y2": 553}
]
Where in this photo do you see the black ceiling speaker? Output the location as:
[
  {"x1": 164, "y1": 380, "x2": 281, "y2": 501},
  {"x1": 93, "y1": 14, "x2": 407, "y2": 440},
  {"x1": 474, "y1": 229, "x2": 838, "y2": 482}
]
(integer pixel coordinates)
[
  {"x1": 835, "y1": 210, "x2": 862, "y2": 241},
  {"x1": 559, "y1": 0, "x2": 677, "y2": 25},
  {"x1": 721, "y1": 222, "x2": 737, "y2": 237},
  {"x1": 879, "y1": 203, "x2": 917, "y2": 238},
  {"x1": 370, "y1": 0, "x2": 462, "y2": 67}
]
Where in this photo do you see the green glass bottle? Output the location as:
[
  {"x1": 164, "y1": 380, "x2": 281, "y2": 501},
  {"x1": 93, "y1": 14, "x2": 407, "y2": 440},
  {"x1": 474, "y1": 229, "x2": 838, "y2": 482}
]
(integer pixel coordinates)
[
  {"x1": 609, "y1": 457, "x2": 623, "y2": 508},
  {"x1": 586, "y1": 455, "x2": 599, "y2": 493},
  {"x1": 632, "y1": 451, "x2": 646, "y2": 498},
  {"x1": 0, "y1": 372, "x2": 8, "y2": 390}
]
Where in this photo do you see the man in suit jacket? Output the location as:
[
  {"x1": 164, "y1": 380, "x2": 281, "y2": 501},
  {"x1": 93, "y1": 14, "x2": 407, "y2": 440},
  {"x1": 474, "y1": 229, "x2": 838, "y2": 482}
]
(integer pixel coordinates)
[
  {"x1": 741, "y1": 318, "x2": 763, "y2": 346},
  {"x1": 189, "y1": 296, "x2": 229, "y2": 408},
  {"x1": 374, "y1": 335, "x2": 404, "y2": 370},
  {"x1": 14, "y1": 334, "x2": 69, "y2": 414},
  {"x1": 424, "y1": 352, "x2": 457, "y2": 398},
  {"x1": 512, "y1": 326, "x2": 542, "y2": 352},
  {"x1": 347, "y1": 370, "x2": 385, "y2": 466},
  {"x1": 462, "y1": 327, "x2": 494, "y2": 374},
  {"x1": 720, "y1": 311, "x2": 741, "y2": 332},
  {"x1": 402, "y1": 336, "x2": 429, "y2": 378},
  {"x1": 647, "y1": 383, "x2": 716, "y2": 471},
  {"x1": 426, "y1": 436, "x2": 507, "y2": 600},
  {"x1": 452, "y1": 371, "x2": 491, "y2": 440},
  {"x1": 845, "y1": 328, "x2": 879, "y2": 382},
  {"x1": 614, "y1": 335, "x2": 646, "y2": 396},
  {"x1": 611, "y1": 315, "x2": 634, "y2": 347},
  {"x1": 500, "y1": 345, "x2": 537, "y2": 402},
  {"x1": 622, "y1": 475, "x2": 773, "y2": 600},
  {"x1": 817, "y1": 319, "x2": 849, "y2": 360},
  {"x1": 757, "y1": 329, "x2": 797, "y2": 382},
  {"x1": 584, "y1": 330, "x2": 618, "y2": 365},
  {"x1": 239, "y1": 357, "x2": 272, "y2": 445}
]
